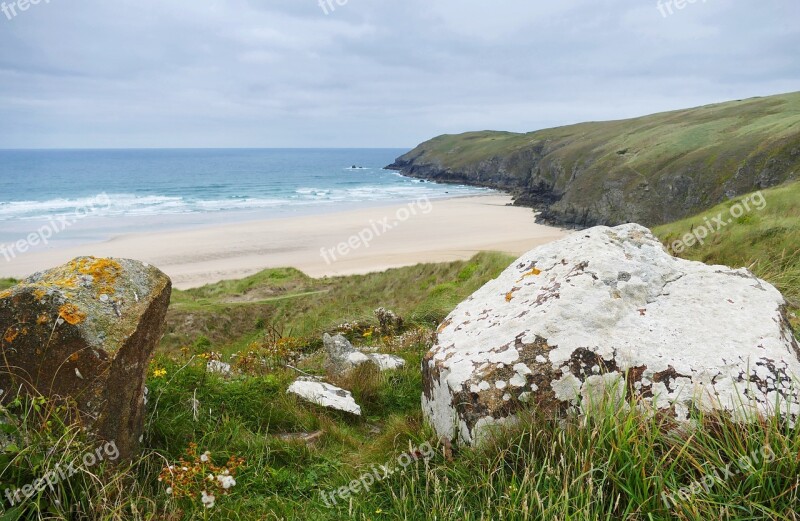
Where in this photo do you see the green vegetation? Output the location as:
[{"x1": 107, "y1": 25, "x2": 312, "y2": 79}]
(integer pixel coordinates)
[
  {"x1": 654, "y1": 180, "x2": 800, "y2": 311},
  {"x1": 392, "y1": 91, "x2": 800, "y2": 227},
  {"x1": 1, "y1": 185, "x2": 799, "y2": 519}
]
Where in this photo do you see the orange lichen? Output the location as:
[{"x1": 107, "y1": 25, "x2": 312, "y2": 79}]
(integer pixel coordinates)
[
  {"x1": 517, "y1": 268, "x2": 542, "y2": 283},
  {"x1": 38, "y1": 275, "x2": 78, "y2": 289},
  {"x1": 69, "y1": 352, "x2": 80, "y2": 362},
  {"x1": 72, "y1": 257, "x2": 123, "y2": 296},
  {"x1": 4, "y1": 327, "x2": 19, "y2": 343},
  {"x1": 37, "y1": 314, "x2": 50, "y2": 325},
  {"x1": 0, "y1": 289, "x2": 12, "y2": 299},
  {"x1": 505, "y1": 286, "x2": 522, "y2": 302},
  {"x1": 58, "y1": 303, "x2": 86, "y2": 325},
  {"x1": 33, "y1": 289, "x2": 47, "y2": 301}
]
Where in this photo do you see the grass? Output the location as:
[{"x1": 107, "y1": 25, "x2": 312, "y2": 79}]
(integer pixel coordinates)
[
  {"x1": 161, "y1": 252, "x2": 516, "y2": 357},
  {"x1": 1, "y1": 184, "x2": 799, "y2": 519},
  {"x1": 654, "y1": 180, "x2": 800, "y2": 312}
]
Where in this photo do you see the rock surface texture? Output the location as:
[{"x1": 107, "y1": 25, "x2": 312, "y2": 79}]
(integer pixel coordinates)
[
  {"x1": 422, "y1": 224, "x2": 800, "y2": 445},
  {"x1": 287, "y1": 378, "x2": 362, "y2": 416},
  {"x1": 0, "y1": 257, "x2": 171, "y2": 459},
  {"x1": 323, "y1": 333, "x2": 405, "y2": 374}
]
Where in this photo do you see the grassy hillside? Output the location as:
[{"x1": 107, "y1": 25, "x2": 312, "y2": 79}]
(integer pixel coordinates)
[
  {"x1": 654, "y1": 180, "x2": 800, "y2": 310},
  {"x1": 1, "y1": 190, "x2": 799, "y2": 519},
  {"x1": 389, "y1": 91, "x2": 800, "y2": 228}
]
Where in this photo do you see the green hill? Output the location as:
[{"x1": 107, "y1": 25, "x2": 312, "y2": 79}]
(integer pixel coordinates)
[{"x1": 389, "y1": 91, "x2": 800, "y2": 228}]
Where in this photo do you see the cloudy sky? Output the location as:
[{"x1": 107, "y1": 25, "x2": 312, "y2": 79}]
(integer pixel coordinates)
[{"x1": 0, "y1": 0, "x2": 798, "y2": 148}]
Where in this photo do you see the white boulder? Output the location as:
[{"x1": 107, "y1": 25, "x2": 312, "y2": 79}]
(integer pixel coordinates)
[
  {"x1": 287, "y1": 377, "x2": 362, "y2": 416},
  {"x1": 206, "y1": 360, "x2": 232, "y2": 375},
  {"x1": 324, "y1": 333, "x2": 405, "y2": 374},
  {"x1": 422, "y1": 224, "x2": 800, "y2": 445},
  {"x1": 368, "y1": 353, "x2": 407, "y2": 371}
]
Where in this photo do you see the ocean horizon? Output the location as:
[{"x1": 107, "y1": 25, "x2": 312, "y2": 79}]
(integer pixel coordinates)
[{"x1": 0, "y1": 148, "x2": 491, "y2": 249}]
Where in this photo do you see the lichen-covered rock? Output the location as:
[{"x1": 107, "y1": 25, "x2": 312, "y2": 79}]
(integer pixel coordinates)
[
  {"x1": 287, "y1": 377, "x2": 362, "y2": 416},
  {"x1": 323, "y1": 333, "x2": 405, "y2": 375},
  {"x1": 0, "y1": 257, "x2": 171, "y2": 460},
  {"x1": 422, "y1": 224, "x2": 800, "y2": 445}
]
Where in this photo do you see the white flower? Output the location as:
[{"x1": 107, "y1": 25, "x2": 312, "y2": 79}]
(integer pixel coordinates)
[
  {"x1": 166, "y1": 487, "x2": 173, "y2": 495},
  {"x1": 201, "y1": 490, "x2": 216, "y2": 509},
  {"x1": 217, "y1": 474, "x2": 237, "y2": 489},
  {"x1": 207, "y1": 473, "x2": 214, "y2": 481},
  {"x1": 200, "y1": 451, "x2": 211, "y2": 463}
]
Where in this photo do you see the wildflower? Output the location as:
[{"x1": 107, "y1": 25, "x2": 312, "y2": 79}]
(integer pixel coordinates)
[
  {"x1": 166, "y1": 487, "x2": 173, "y2": 495},
  {"x1": 200, "y1": 451, "x2": 211, "y2": 463},
  {"x1": 218, "y1": 474, "x2": 237, "y2": 489},
  {"x1": 201, "y1": 490, "x2": 216, "y2": 509},
  {"x1": 153, "y1": 368, "x2": 167, "y2": 378}
]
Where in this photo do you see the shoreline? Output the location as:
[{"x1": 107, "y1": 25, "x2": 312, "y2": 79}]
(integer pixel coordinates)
[{"x1": 0, "y1": 194, "x2": 569, "y2": 289}]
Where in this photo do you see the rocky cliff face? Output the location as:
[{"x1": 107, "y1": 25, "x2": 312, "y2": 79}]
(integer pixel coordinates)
[{"x1": 388, "y1": 92, "x2": 800, "y2": 228}]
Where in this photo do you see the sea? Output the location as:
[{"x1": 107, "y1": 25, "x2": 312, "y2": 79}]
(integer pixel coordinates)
[{"x1": 0, "y1": 149, "x2": 490, "y2": 248}]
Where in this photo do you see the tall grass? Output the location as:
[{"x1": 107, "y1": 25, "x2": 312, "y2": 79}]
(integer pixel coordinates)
[{"x1": 0, "y1": 395, "x2": 156, "y2": 520}]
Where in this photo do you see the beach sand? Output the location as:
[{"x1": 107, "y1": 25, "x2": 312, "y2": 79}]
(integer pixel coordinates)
[{"x1": 1, "y1": 195, "x2": 569, "y2": 289}]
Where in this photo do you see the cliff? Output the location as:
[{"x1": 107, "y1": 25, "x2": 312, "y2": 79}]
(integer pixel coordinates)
[{"x1": 388, "y1": 92, "x2": 800, "y2": 227}]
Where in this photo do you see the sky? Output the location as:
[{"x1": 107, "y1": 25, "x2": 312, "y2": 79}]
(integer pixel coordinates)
[{"x1": 0, "y1": 0, "x2": 798, "y2": 149}]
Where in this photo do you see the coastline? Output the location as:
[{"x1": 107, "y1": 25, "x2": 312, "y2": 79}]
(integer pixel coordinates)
[{"x1": 0, "y1": 194, "x2": 569, "y2": 289}]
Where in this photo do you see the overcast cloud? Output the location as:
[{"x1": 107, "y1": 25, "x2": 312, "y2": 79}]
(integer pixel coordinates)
[{"x1": 0, "y1": 0, "x2": 798, "y2": 148}]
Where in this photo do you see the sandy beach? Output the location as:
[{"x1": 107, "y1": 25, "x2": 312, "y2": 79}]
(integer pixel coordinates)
[{"x1": 1, "y1": 195, "x2": 568, "y2": 289}]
